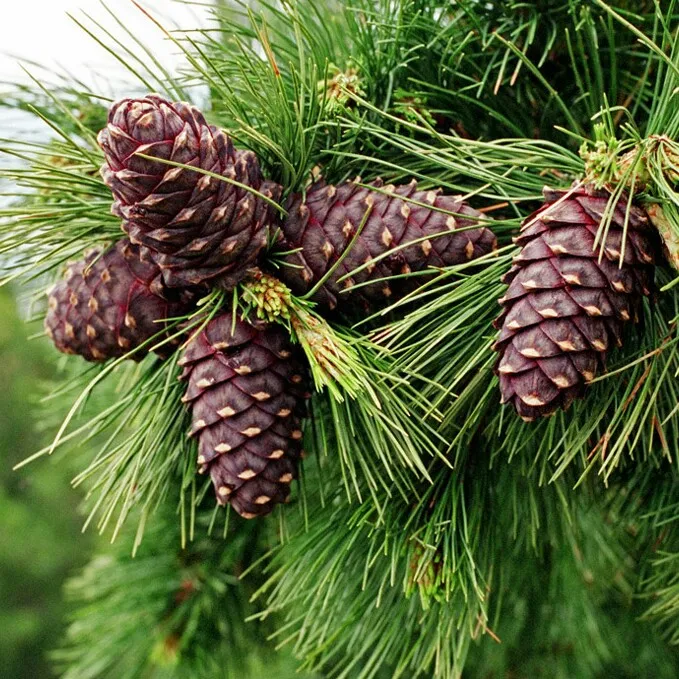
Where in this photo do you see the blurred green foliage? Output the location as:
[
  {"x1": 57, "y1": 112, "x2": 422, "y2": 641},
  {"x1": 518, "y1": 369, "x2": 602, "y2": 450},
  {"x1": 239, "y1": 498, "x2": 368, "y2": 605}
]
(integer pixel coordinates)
[{"x1": 0, "y1": 288, "x2": 92, "y2": 679}]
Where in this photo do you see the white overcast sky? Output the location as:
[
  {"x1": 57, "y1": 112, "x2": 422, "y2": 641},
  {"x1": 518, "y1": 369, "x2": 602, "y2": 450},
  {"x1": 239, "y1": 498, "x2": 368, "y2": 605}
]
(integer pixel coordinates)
[
  {"x1": 0, "y1": 0, "x2": 211, "y2": 87},
  {"x1": 0, "y1": 1, "x2": 214, "y2": 195}
]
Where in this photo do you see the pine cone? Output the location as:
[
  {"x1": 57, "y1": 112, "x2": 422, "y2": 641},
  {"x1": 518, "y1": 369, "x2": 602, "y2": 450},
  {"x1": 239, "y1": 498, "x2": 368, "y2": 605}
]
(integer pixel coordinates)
[
  {"x1": 494, "y1": 184, "x2": 658, "y2": 421},
  {"x1": 97, "y1": 94, "x2": 281, "y2": 289},
  {"x1": 45, "y1": 239, "x2": 196, "y2": 362},
  {"x1": 179, "y1": 313, "x2": 309, "y2": 518},
  {"x1": 273, "y1": 179, "x2": 497, "y2": 310}
]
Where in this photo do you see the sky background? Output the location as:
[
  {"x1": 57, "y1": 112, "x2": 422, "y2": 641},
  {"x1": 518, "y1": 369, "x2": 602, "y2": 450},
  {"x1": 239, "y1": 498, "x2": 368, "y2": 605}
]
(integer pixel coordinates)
[
  {"x1": 0, "y1": 0, "x2": 211, "y2": 94},
  {"x1": 0, "y1": 1, "x2": 213, "y2": 149}
]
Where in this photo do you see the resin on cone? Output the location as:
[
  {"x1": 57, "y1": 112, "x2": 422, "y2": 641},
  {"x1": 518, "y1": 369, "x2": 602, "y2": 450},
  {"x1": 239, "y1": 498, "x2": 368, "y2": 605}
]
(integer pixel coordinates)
[
  {"x1": 274, "y1": 178, "x2": 497, "y2": 310},
  {"x1": 98, "y1": 94, "x2": 281, "y2": 289},
  {"x1": 494, "y1": 184, "x2": 658, "y2": 421},
  {"x1": 179, "y1": 313, "x2": 309, "y2": 518},
  {"x1": 45, "y1": 238, "x2": 195, "y2": 362}
]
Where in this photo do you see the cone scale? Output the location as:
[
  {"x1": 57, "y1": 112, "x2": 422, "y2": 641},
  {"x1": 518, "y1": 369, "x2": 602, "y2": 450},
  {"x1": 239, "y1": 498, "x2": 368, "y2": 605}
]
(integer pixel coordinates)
[
  {"x1": 494, "y1": 184, "x2": 658, "y2": 421},
  {"x1": 179, "y1": 313, "x2": 309, "y2": 518},
  {"x1": 274, "y1": 178, "x2": 497, "y2": 310}
]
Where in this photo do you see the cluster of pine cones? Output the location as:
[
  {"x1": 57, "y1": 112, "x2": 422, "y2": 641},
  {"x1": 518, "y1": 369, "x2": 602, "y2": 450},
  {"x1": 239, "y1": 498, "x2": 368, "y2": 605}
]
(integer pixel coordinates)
[
  {"x1": 45, "y1": 95, "x2": 662, "y2": 515},
  {"x1": 45, "y1": 95, "x2": 498, "y2": 518}
]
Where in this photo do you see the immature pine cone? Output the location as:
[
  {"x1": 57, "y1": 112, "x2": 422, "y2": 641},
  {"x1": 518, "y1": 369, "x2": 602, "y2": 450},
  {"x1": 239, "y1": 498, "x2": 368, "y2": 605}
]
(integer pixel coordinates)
[
  {"x1": 45, "y1": 238, "x2": 195, "y2": 362},
  {"x1": 98, "y1": 94, "x2": 281, "y2": 289},
  {"x1": 494, "y1": 184, "x2": 658, "y2": 420},
  {"x1": 274, "y1": 178, "x2": 497, "y2": 310},
  {"x1": 179, "y1": 313, "x2": 309, "y2": 518}
]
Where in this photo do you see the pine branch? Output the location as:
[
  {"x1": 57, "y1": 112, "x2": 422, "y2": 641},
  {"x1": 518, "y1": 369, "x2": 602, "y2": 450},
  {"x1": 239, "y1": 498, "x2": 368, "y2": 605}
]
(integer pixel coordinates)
[
  {"x1": 15, "y1": 353, "x2": 198, "y2": 544},
  {"x1": 254, "y1": 467, "x2": 495, "y2": 678},
  {"x1": 0, "y1": 88, "x2": 115, "y2": 285},
  {"x1": 237, "y1": 272, "x2": 448, "y2": 506},
  {"x1": 54, "y1": 507, "x2": 310, "y2": 679},
  {"x1": 253, "y1": 435, "x2": 622, "y2": 678},
  {"x1": 608, "y1": 465, "x2": 679, "y2": 645},
  {"x1": 4, "y1": 3, "x2": 679, "y2": 677}
]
